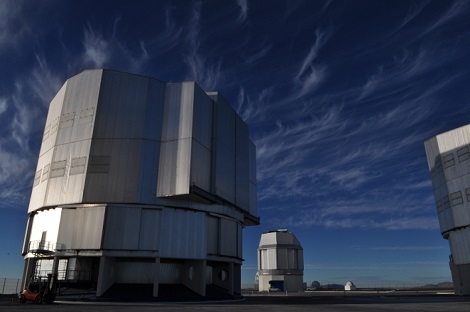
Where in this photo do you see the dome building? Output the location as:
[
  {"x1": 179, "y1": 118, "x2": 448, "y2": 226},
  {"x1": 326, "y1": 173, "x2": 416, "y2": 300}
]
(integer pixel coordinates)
[
  {"x1": 257, "y1": 229, "x2": 304, "y2": 292},
  {"x1": 21, "y1": 69, "x2": 258, "y2": 299},
  {"x1": 425, "y1": 125, "x2": 470, "y2": 296}
]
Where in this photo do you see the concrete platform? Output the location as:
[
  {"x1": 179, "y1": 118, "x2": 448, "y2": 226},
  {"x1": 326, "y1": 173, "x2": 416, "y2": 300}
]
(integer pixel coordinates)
[{"x1": 1, "y1": 291, "x2": 469, "y2": 311}]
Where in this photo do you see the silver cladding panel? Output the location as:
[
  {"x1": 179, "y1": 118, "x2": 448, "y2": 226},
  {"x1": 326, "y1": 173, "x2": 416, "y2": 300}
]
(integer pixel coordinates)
[
  {"x1": 103, "y1": 206, "x2": 142, "y2": 250},
  {"x1": 207, "y1": 216, "x2": 219, "y2": 254},
  {"x1": 93, "y1": 71, "x2": 165, "y2": 140},
  {"x1": 102, "y1": 206, "x2": 161, "y2": 251},
  {"x1": 219, "y1": 218, "x2": 238, "y2": 257},
  {"x1": 30, "y1": 83, "x2": 68, "y2": 210},
  {"x1": 159, "y1": 208, "x2": 207, "y2": 259},
  {"x1": 449, "y1": 227, "x2": 470, "y2": 264},
  {"x1": 29, "y1": 70, "x2": 103, "y2": 212},
  {"x1": 235, "y1": 115, "x2": 249, "y2": 209},
  {"x1": 212, "y1": 94, "x2": 236, "y2": 203},
  {"x1": 157, "y1": 82, "x2": 213, "y2": 196},
  {"x1": 115, "y1": 260, "x2": 155, "y2": 284},
  {"x1": 157, "y1": 82, "x2": 193, "y2": 196},
  {"x1": 57, "y1": 206, "x2": 105, "y2": 250}
]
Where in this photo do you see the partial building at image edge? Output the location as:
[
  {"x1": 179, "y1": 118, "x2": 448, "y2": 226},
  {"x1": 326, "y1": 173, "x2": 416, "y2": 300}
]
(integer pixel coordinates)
[
  {"x1": 425, "y1": 125, "x2": 470, "y2": 296},
  {"x1": 22, "y1": 69, "x2": 259, "y2": 299}
]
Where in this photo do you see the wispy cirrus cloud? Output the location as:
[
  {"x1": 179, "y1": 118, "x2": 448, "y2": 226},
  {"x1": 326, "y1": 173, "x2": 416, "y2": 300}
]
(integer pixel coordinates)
[
  {"x1": 0, "y1": 0, "x2": 27, "y2": 51},
  {"x1": 83, "y1": 24, "x2": 111, "y2": 68},
  {"x1": 236, "y1": 87, "x2": 272, "y2": 123},
  {"x1": 394, "y1": 0, "x2": 430, "y2": 33},
  {"x1": 421, "y1": 0, "x2": 468, "y2": 37},
  {"x1": 0, "y1": 55, "x2": 61, "y2": 210},
  {"x1": 30, "y1": 54, "x2": 62, "y2": 106},
  {"x1": 236, "y1": 0, "x2": 248, "y2": 23},
  {"x1": 355, "y1": 245, "x2": 446, "y2": 251},
  {"x1": 294, "y1": 28, "x2": 330, "y2": 98},
  {"x1": 268, "y1": 213, "x2": 439, "y2": 231},
  {"x1": 82, "y1": 20, "x2": 152, "y2": 73},
  {"x1": 0, "y1": 97, "x2": 7, "y2": 115},
  {"x1": 183, "y1": 2, "x2": 222, "y2": 90}
]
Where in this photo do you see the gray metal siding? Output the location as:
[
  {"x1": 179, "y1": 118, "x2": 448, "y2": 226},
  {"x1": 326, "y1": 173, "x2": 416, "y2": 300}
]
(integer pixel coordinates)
[
  {"x1": 207, "y1": 216, "x2": 219, "y2": 254},
  {"x1": 219, "y1": 218, "x2": 237, "y2": 257},
  {"x1": 159, "y1": 209, "x2": 207, "y2": 259},
  {"x1": 235, "y1": 115, "x2": 250, "y2": 209},
  {"x1": 115, "y1": 260, "x2": 155, "y2": 284},
  {"x1": 248, "y1": 141, "x2": 257, "y2": 216},
  {"x1": 138, "y1": 209, "x2": 161, "y2": 251},
  {"x1": 103, "y1": 206, "x2": 141, "y2": 250},
  {"x1": 157, "y1": 138, "x2": 191, "y2": 196},
  {"x1": 213, "y1": 95, "x2": 236, "y2": 203},
  {"x1": 73, "y1": 206, "x2": 105, "y2": 249}
]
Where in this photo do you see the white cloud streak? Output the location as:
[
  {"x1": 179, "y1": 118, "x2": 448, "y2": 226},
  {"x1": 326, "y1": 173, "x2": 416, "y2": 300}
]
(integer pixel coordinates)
[
  {"x1": 184, "y1": 2, "x2": 223, "y2": 90},
  {"x1": 236, "y1": 0, "x2": 248, "y2": 23},
  {"x1": 0, "y1": 0, "x2": 27, "y2": 50},
  {"x1": 82, "y1": 24, "x2": 111, "y2": 68},
  {"x1": 294, "y1": 29, "x2": 330, "y2": 97}
]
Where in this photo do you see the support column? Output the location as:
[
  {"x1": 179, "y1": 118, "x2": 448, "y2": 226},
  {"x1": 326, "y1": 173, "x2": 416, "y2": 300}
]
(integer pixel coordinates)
[
  {"x1": 21, "y1": 258, "x2": 35, "y2": 290},
  {"x1": 96, "y1": 256, "x2": 115, "y2": 297},
  {"x1": 212, "y1": 261, "x2": 233, "y2": 294},
  {"x1": 153, "y1": 258, "x2": 160, "y2": 297},
  {"x1": 182, "y1": 260, "x2": 206, "y2": 297}
]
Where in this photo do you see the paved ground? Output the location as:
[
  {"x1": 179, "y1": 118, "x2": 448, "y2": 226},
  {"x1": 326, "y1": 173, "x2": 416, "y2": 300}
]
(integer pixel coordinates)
[{"x1": 1, "y1": 291, "x2": 469, "y2": 311}]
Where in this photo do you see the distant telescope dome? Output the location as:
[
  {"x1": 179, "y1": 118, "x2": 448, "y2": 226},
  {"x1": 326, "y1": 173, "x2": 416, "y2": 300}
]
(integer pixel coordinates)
[
  {"x1": 344, "y1": 281, "x2": 356, "y2": 291},
  {"x1": 257, "y1": 229, "x2": 304, "y2": 292}
]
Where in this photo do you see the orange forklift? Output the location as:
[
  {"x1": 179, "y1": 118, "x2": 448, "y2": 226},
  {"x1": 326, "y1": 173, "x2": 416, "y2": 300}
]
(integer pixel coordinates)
[{"x1": 19, "y1": 273, "x2": 57, "y2": 304}]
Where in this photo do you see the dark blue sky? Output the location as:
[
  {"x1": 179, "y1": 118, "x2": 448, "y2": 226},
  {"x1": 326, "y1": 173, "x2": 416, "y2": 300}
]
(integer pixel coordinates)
[{"x1": 1, "y1": 0, "x2": 470, "y2": 287}]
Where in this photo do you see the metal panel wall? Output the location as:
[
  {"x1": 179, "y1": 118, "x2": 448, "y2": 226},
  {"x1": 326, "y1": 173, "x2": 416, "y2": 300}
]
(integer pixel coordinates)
[
  {"x1": 93, "y1": 71, "x2": 165, "y2": 140},
  {"x1": 38, "y1": 82, "x2": 68, "y2": 157},
  {"x1": 161, "y1": 82, "x2": 194, "y2": 141},
  {"x1": 159, "y1": 262, "x2": 182, "y2": 283},
  {"x1": 29, "y1": 82, "x2": 68, "y2": 212},
  {"x1": 44, "y1": 140, "x2": 91, "y2": 206},
  {"x1": 207, "y1": 216, "x2": 219, "y2": 254},
  {"x1": 235, "y1": 115, "x2": 249, "y2": 210},
  {"x1": 56, "y1": 70, "x2": 102, "y2": 145},
  {"x1": 248, "y1": 141, "x2": 257, "y2": 216},
  {"x1": 157, "y1": 138, "x2": 191, "y2": 196},
  {"x1": 115, "y1": 260, "x2": 155, "y2": 284},
  {"x1": 137, "y1": 140, "x2": 160, "y2": 203},
  {"x1": 159, "y1": 208, "x2": 207, "y2": 259},
  {"x1": 157, "y1": 82, "x2": 192, "y2": 196},
  {"x1": 190, "y1": 139, "x2": 212, "y2": 192},
  {"x1": 57, "y1": 207, "x2": 105, "y2": 250},
  {"x1": 449, "y1": 228, "x2": 470, "y2": 264},
  {"x1": 138, "y1": 209, "x2": 161, "y2": 251},
  {"x1": 73, "y1": 206, "x2": 105, "y2": 249},
  {"x1": 192, "y1": 83, "x2": 213, "y2": 150},
  {"x1": 219, "y1": 218, "x2": 237, "y2": 257},
  {"x1": 103, "y1": 206, "x2": 141, "y2": 250},
  {"x1": 212, "y1": 94, "x2": 236, "y2": 203},
  {"x1": 83, "y1": 138, "x2": 142, "y2": 203},
  {"x1": 190, "y1": 84, "x2": 213, "y2": 192},
  {"x1": 57, "y1": 209, "x2": 75, "y2": 250}
]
